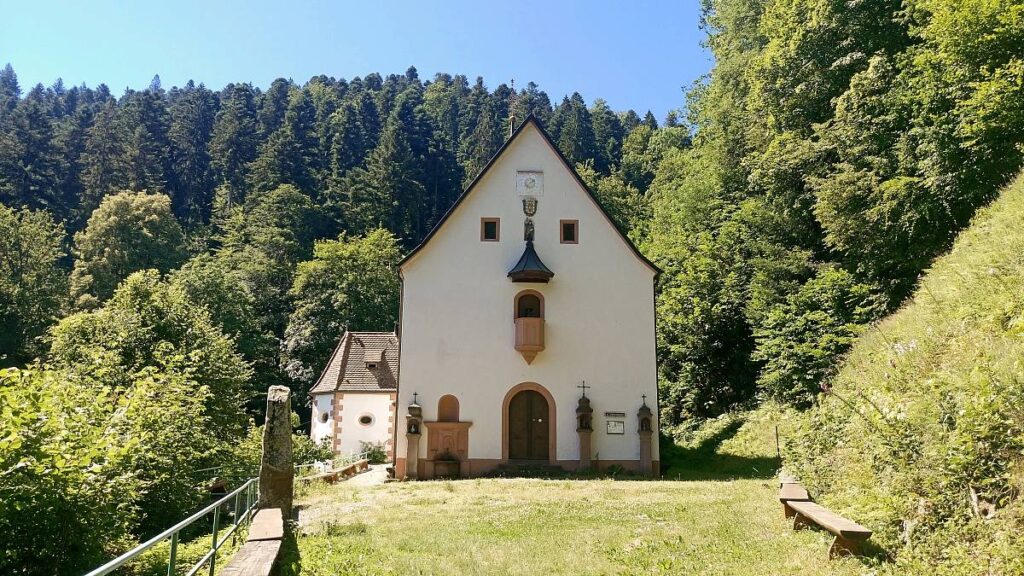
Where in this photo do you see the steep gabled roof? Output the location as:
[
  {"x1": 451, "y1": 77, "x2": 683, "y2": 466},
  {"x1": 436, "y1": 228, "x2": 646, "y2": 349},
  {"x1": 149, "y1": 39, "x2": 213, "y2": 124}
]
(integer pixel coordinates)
[
  {"x1": 310, "y1": 331, "x2": 399, "y2": 394},
  {"x1": 398, "y1": 115, "x2": 660, "y2": 275}
]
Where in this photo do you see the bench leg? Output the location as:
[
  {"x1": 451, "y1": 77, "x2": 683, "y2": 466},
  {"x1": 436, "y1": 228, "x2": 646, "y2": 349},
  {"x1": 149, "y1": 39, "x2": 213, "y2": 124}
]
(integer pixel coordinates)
[
  {"x1": 828, "y1": 536, "x2": 860, "y2": 558},
  {"x1": 792, "y1": 512, "x2": 812, "y2": 530},
  {"x1": 783, "y1": 502, "x2": 795, "y2": 518}
]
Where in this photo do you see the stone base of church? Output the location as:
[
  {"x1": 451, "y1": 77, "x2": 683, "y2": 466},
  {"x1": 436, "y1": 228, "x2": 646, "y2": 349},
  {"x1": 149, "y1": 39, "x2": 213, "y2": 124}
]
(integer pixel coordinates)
[{"x1": 395, "y1": 457, "x2": 660, "y2": 480}]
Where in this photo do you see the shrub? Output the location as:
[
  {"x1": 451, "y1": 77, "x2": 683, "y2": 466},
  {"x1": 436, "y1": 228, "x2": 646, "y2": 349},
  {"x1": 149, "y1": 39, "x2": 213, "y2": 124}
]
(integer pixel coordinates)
[{"x1": 360, "y1": 441, "x2": 388, "y2": 464}]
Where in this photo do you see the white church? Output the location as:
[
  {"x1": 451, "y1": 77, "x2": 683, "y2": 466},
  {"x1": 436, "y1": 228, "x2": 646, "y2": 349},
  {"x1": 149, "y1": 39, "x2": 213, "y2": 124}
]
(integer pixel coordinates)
[{"x1": 312, "y1": 116, "x2": 660, "y2": 478}]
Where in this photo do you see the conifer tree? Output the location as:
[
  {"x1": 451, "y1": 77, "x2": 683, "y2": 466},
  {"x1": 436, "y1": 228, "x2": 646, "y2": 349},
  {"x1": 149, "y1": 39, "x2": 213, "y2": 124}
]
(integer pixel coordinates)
[
  {"x1": 0, "y1": 64, "x2": 22, "y2": 121},
  {"x1": 79, "y1": 101, "x2": 130, "y2": 220},
  {"x1": 512, "y1": 81, "x2": 553, "y2": 127},
  {"x1": 590, "y1": 98, "x2": 624, "y2": 173},
  {"x1": 642, "y1": 110, "x2": 658, "y2": 129},
  {"x1": 620, "y1": 109, "x2": 641, "y2": 134},
  {"x1": 209, "y1": 83, "x2": 259, "y2": 210},
  {"x1": 168, "y1": 81, "x2": 217, "y2": 222},
  {"x1": 248, "y1": 87, "x2": 317, "y2": 195},
  {"x1": 552, "y1": 93, "x2": 597, "y2": 166},
  {"x1": 257, "y1": 78, "x2": 291, "y2": 137},
  {"x1": 121, "y1": 88, "x2": 171, "y2": 193},
  {"x1": 0, "y1": 86, "x2": 63, "y2": 212}
]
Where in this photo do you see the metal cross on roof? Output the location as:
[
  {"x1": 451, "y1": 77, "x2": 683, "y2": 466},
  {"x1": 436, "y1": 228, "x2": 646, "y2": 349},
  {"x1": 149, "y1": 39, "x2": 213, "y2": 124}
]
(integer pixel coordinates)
[
  {"x1": 412, "y1": 392, "x2": 419, "y2": 405},
  {"x1": 577, "y1": 381, "x2": 590, "y2": 398},
  {"x1": 641, "y1": 394, "x2": 648, "y2": 407}
]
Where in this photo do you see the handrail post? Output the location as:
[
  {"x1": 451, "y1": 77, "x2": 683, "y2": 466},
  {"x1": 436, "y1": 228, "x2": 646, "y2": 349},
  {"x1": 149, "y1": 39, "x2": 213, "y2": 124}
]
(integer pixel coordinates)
[
  {"x1": 167, "y1": 531, "x2": 178, "y2": 576},
  {"x1": 209, "y1": 505, "x2": 220, "y2": 576},
  {"x1": 231, "y1": 490, "x2": 241, "y2": 544}
]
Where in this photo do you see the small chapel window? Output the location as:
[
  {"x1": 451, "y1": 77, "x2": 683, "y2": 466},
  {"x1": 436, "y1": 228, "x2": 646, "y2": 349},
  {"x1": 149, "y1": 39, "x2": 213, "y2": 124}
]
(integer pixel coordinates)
[
  {"x1": 319, "y1": 411, "x2": 329, "y2": 424},
  {"x1": 481, "y1": 218, "x2": 500, "y2": 241},
  {"x1": 358, "y1": 414, "x2": 374, "y2": 427},
  {"x1": 560, "y1": 220, "x2": 578, "y2": 244}
]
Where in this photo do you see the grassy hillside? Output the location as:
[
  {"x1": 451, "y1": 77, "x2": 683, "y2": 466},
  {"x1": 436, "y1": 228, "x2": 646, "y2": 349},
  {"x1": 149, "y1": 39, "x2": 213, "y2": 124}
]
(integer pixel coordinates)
[{"x1": 786, "y1": 175, "x2": 1024, "y2": 574}]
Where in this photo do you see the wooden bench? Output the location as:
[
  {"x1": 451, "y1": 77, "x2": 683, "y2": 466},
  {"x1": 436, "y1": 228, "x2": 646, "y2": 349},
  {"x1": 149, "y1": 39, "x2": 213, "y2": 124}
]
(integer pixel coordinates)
[
  {"x1": 779, "y1": 482, "x2": 810, "y2": 518},
  {"x1": 787, "y1": 500, "x2": 872, "y2": 558},
  {"x1": 298, "y1": 459, "x2": 370, "y2": 485}
]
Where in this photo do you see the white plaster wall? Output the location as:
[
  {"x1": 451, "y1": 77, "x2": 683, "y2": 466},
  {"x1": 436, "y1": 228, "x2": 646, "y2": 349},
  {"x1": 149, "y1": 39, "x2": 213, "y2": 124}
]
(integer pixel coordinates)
[
  {"x1": 310, "y1": 393, "x2": 333, "y2": 446},
  {"x1": 336, "y1": 392, "x2": 393, "y2": 456},
  {"x1": 397, "y1": 122, "x2": 659, "y2": 464}
]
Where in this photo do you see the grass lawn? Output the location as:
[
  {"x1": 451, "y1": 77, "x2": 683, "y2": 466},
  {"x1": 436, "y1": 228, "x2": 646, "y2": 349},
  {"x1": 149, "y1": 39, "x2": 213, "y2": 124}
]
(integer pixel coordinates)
[{"x1": 281, "y1": 407, "x2": 870, "y2": 575}]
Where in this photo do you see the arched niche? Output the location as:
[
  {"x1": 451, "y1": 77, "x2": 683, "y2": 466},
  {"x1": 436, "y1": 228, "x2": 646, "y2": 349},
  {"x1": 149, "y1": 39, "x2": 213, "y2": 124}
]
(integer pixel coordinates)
[
  {"x1": 514, "y1": 289, "x2": 544, "y2": 319},
  {"x1": 438, "y1": 394, "x2": 460, "y2": 423}
]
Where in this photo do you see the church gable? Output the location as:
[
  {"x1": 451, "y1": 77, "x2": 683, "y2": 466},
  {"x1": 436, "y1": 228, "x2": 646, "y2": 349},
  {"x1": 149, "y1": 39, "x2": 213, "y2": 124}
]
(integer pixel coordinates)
[{"x1": 399, "y1": 116, "x2": 658, "y2": 276}]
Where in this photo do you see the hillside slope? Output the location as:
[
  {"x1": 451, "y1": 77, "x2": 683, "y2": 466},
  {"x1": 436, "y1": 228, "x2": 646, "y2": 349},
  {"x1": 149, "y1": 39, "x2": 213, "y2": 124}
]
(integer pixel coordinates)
[{"x1": 786, "y1": 175, "x2": 1024, "y2": 574}]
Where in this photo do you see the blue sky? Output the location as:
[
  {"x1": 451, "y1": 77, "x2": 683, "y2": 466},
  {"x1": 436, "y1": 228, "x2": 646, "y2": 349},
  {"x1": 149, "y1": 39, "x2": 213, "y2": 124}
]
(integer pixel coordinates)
[{"x1": 1, "y1": 0, "x2": 710, "y2": 121}]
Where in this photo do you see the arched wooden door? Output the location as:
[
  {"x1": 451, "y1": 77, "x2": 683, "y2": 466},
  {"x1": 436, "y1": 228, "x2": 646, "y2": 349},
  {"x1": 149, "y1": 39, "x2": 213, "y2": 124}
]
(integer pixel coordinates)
[{"x1": 508, "y1": 390, "x2": 549, "y2": 460}]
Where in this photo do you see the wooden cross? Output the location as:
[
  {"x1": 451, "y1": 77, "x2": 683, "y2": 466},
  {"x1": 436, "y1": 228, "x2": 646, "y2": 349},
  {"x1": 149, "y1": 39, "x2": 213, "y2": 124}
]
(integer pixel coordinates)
[{"x1": 577, "y1": 381, "x2": 590, "y2": 398}]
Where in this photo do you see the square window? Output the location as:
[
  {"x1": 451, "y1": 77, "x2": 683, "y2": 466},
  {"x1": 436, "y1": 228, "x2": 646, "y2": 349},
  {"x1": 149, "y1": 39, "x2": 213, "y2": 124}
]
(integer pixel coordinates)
[
  {"x1": 560, "y1": 220, "x2": 578, "y2": 244},
  {"x1": 481, "y1": 218, "x2": 500, "y2": 241}
]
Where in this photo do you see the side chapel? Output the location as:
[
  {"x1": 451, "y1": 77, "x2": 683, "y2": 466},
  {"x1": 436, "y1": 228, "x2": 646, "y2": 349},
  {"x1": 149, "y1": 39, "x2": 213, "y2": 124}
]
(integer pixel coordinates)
[{"x1": 394, "y1": 116, "x2": 660, "y2": 479}]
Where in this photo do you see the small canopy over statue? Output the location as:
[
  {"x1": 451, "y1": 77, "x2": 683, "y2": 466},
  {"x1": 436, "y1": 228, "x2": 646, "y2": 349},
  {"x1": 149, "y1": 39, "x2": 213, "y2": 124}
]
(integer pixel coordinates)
[{"x1": 507, "y1": 241, "x2": 554, "y2": 283}]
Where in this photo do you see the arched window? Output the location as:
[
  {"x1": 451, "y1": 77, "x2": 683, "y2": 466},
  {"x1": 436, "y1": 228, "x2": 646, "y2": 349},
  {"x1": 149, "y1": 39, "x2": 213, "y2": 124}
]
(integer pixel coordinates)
[
  {"x1": 438, "y1": 394, "x2": 460, "y2": 422},
  {"x1": 515, "y1": 290, "x2": 544, "y2": 319}
]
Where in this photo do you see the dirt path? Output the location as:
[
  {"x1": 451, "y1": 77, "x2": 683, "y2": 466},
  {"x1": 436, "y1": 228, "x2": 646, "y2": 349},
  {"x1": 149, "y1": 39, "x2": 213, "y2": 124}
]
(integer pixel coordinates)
[{"x1": 294, "y1": 464, "x2": 388, "y2": 533}]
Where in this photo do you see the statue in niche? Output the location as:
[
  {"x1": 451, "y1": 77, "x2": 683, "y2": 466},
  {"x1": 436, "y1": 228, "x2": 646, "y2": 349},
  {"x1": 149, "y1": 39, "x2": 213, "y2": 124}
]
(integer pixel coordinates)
[{"x1": 524, "y1": 217, "x2": 535, "y2": 241}]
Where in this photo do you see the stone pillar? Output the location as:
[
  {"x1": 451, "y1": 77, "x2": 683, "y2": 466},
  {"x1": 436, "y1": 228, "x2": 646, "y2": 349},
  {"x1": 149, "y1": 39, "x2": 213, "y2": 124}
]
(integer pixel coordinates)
[
  {"x1": 404, "y1": 400, "x2": 423, "y2": 480},
  {"x1": 405, "y1": 433, "x2": 421, "y2": 480},
  {"x1": 638, "y1": 401, "x2": 654, "y2": 477},
  {"x1": 576, "y1": 395, "x2": 594, "y2": 471},
  {"x1": 259, "y1": 385, "x2": 293, "y2": 516}
]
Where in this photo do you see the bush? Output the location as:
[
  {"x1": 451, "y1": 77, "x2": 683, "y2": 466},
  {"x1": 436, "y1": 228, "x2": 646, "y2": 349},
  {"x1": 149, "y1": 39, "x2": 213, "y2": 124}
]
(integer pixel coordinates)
[
  {"x1": 0, "y1": 367, "x2": 137, "y2": 574},
  {"x1": 752, "y1": 266, "x2": 882, "y2": 406},
  {"x1": 360, "y1": 441, "x2": 388, "y2": 464}
]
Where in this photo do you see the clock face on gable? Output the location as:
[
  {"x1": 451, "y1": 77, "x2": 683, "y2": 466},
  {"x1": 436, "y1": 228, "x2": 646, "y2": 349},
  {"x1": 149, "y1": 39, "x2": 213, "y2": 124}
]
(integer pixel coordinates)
[{"x1": 516, "y1": 171, "x2": 544, "y2": 196}]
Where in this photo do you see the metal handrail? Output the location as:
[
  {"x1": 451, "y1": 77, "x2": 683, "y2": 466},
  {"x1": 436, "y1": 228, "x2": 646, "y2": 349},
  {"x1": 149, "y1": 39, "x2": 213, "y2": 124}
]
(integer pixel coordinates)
[
  {"x1": 294, "y1": 451, "x2": 369, "y2": 477},
  {"x1": 83, "y1": 478, "x2": 259, "y2": 576}
]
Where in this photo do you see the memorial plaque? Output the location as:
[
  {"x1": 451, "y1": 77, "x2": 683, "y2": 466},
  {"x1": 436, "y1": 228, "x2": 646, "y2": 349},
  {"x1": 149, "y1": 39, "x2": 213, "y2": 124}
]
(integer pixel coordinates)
[{"x1": 606, "y1": 420, "x2": 625, "y2": 435}]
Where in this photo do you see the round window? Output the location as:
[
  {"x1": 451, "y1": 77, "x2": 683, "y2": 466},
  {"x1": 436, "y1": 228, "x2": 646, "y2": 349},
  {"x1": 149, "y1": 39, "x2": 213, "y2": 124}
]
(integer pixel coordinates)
[
  {"x1": 358, "y1": 414, "x2": 374, "y2": 427},
  {"x1": 319, "y1": 411, "x2": 329, "y2": 423}
]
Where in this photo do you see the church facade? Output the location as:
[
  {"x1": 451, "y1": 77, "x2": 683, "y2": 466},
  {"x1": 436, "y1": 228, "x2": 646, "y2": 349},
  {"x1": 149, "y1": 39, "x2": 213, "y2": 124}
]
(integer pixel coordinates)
[{"x1": 393, "y1": 116, "x2": 660, "y2": 479}]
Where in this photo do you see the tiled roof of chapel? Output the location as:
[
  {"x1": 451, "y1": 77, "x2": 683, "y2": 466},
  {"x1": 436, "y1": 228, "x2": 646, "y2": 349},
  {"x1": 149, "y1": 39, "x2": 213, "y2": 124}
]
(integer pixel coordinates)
[{"x1": 309, "y1": 331, "x2": 399, "y2": 395}]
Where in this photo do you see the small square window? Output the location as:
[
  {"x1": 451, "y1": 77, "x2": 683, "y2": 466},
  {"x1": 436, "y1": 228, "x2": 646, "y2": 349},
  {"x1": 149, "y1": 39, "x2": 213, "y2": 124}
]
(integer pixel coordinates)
[
  {"x1": 560, "y1": 220, "x2": 578, "y2": 244},
  {"x1": 481, "y1": 218, "x2": 500, "y2": 241}
]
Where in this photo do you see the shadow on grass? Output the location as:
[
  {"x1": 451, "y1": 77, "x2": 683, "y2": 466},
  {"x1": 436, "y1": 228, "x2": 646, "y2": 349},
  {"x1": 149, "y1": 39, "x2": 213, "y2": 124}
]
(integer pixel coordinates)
[
  {"x1": 659, "y1": 417, "x2": 780, "y2": 481},
  {"x1": 275, "y1": 521, "x2": 301, "y2": 576}
]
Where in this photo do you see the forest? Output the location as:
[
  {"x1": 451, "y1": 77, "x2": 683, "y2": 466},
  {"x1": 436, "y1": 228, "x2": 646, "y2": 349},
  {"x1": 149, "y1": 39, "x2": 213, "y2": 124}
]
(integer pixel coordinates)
[{"x1": 1, "y1": 0, "x2": 1023, "y2": 573}]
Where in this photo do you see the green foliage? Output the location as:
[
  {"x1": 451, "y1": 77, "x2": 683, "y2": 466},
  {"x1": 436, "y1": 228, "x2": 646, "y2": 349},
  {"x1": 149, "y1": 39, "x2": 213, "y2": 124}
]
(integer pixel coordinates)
[
  {"x1": 69, "y1": 191, "x2": 186, "y2": 308},
  {"x1": 575, "y1": 163, "x2": 647, "y2": 235},
  {"x1": 295, "y1": 434, "x2": 334, "y2": 465},
  {"x1": 282, "y1": 229, "x2": 401, "y2": 387},
  {"x1": 50, "y1": 270, "x2": 252, "y2": 436},
  {"x1": 0, "y1": 367, "x2": 137, "y2": 574},
  {"x1": 359, "y1": 441, "x2": 388, "y2": 464},
  {"x1": 787, "y1": 175, "x2": 1024, "y2": 574},
  {"x1": 753, "y1": 266, "x2": 881, "y2": 406},
  {"x1": 0, "y1": 204, "x2": 67, "y2": 364},
  {"x1": 646, "y1": 0, "x2": 1024, "y2": 425}
]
